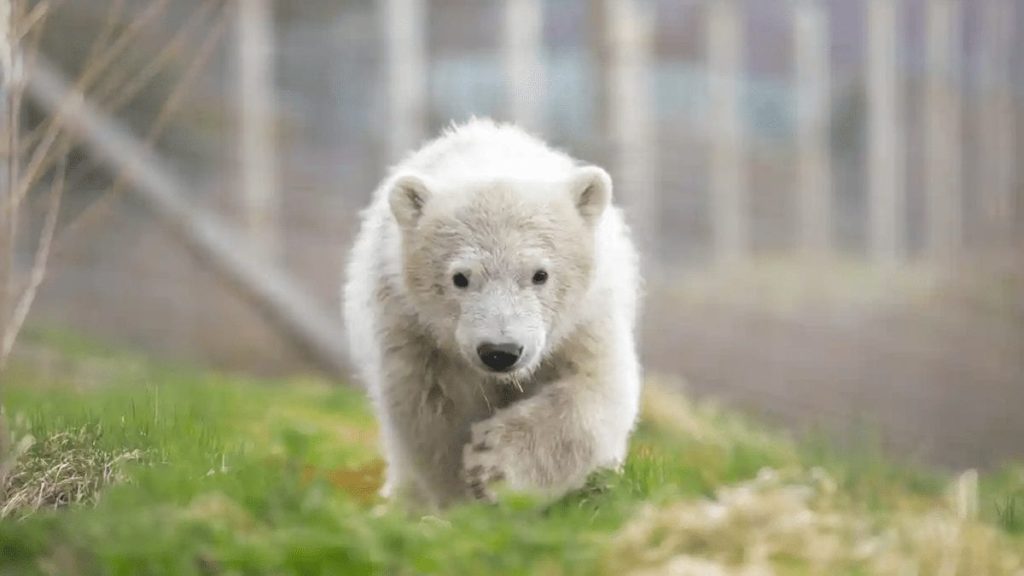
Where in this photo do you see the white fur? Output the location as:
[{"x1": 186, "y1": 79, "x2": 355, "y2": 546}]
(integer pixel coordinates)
[{"x1": 343, "y1": 118, "x2": 642, "y2": 508}]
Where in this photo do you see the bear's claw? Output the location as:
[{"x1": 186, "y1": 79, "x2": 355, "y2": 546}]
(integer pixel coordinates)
[{"x1": 462, "y1": 420, "x2": 506, "y2": 502}]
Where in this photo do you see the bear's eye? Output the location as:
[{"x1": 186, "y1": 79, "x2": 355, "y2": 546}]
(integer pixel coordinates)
[
  {"x1": 452, "y1": 273, "x2": 469, "y2": 289},
  {"x1": 532, "y1": 270, "x2": 548, "y2": 285}
]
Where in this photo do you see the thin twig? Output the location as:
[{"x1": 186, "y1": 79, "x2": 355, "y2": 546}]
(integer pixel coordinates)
[
  {"x1": 13, "y1": 0, "x2": 47, "y2": 44},
  {"x1": 10, "y1": 0, "x2": 170, "y2": 211},
  {"x1": 57, "y1": 0, "x2": 220, "y2": 188},
  {"x1": 0, "y1": 157, "x2": 63, "y2": 368},
  {"x1": 83, "y1": 0, "x2": 127, "y2": 68},
  {"x1": 53, "y1": 2, "x2": 229, "y2": 256},
  {"x1": 1, "y1": 0, "x2": 20, "y2": 348},
  {"x1": 0, "y1": 0, "x2": 192, "y2": 371},
  {"x1": 103, "y1": 0, "x2": 218, "y2": 111}
]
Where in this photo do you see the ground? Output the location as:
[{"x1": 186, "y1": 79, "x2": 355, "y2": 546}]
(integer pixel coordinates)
[{"x1": 1, "y1": 331, "x2": 1022, "y2": 575}]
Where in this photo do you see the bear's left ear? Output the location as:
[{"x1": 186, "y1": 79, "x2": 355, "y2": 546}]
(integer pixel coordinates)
[
  {"x1": 568, "y1": 166, "x2": 612, "y2": 226},
  {"x1": 388, "y1": 173, "x2": 433, "y2": 229}
]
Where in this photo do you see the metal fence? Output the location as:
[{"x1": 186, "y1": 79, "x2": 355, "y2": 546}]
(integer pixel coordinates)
[{"x1": 9, "y1": 0, "x2": 1024, "y2": 466}]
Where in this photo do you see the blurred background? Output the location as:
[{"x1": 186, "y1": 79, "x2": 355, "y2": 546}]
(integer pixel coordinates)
[{"x1": 2, "y1": 0, "x2": 1022, "y2": 471}]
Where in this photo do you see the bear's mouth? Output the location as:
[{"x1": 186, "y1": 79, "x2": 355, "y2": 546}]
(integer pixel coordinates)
[{"x1": 468, "y1": 358, "x2": 525, "y2": 378}]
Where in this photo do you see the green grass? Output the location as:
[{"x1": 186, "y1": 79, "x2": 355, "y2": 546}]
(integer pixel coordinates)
[{"x1": 1, "y1": 343, "x2": 1022, "y2": 575}]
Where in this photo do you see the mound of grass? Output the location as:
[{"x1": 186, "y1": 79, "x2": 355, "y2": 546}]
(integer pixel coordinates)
[
  {"x1": 609, "y1": 468, "x2": 1021, "y2": 575},
  {"x1": 0, "y1": 416, "x2": 142, "y2": 520},
  {"x1": 0, "y1": 344, "x2": 1022, "y2": 575}
]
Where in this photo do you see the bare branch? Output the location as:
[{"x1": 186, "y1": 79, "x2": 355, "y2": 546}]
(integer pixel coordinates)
[
  {"x1": 83, "y1": 0, "x2": 127, "y2": 67},
  {"x1": 101, "y1": 0, "x2": 218, "y2": 112},
  {"x1": 14, "y1": 1, "x2": 48, "y2": 44},
  {"x1": 54, "y1": 2, "x2": 229, "y2": 256},
  {"x1": 11, "y1": 0, "x2": 170, "y2": 211},
  {"x1": 0, "y1": 0, "x2": 173, "y2": 370},
  {"x1": 1, "y1": 0, "x2": 21, "y2": 348},
  {"x1": 0, "y1": 157, "x2": 64, "y2": 368},
  {"x1": 58, "y1": 0, "x2": 220, "y2": 190},
  {"x1": 24, "y1": 57, "x2": 351, "y2": 379}
]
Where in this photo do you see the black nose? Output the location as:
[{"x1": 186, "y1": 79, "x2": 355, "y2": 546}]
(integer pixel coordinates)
[{"x1": 477, "y1": 343, "x2": 523, "y2": 372}]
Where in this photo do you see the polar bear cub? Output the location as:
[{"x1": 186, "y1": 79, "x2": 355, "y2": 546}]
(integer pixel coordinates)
[{"x1": 343, "y1": 119, "x2": 642, "y2": 508}]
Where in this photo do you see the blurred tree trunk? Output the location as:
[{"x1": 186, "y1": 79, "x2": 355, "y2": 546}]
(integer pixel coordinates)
[
  {"x1": 503, "y1": 0, "x2": 545, "y2": 134},
  {"x1": 924, "y1": 0, "x2": 962, "y2": 260},
  {"x1": 707, "y1": 0, "x2": 747, "y2": 265},
  {"x1": 867, "y1": 0, "x2": 905, "y2": 266},
  {"x1": 794, "y1": 0, "x2": 832, "y2": 259},
  {"x1": 236, "y1": 0, "x2": 279, "y2": 261},
  {"x1": 381, "y1": 0, "x2": 425, "y2": 163}
]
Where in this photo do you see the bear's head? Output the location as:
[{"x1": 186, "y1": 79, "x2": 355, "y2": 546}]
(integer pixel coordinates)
[{"x1": 388, "y1": 166, "x2": 612, "y2": 379}]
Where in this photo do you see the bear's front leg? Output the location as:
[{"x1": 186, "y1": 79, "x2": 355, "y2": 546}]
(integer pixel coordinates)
[
  {"x1": 462, "y1": 374, "x2": 635, "y2": 502},
  {"x1": 377, "y1": 345, "x2": 487, "y2": 509}
]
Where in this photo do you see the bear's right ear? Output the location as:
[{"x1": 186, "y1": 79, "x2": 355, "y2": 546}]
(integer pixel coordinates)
[
  {"x1": 568, "y1": 166, "x2": 612, "y2": 226},
  {"x1": 388, "y1": 173, "x2": 433, "y2": 229}
]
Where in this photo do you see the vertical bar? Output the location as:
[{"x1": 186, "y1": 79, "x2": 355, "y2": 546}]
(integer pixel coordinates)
[
  {"x1": 381, "y1": 0, "x2": 426, "y2": 163},
  {"x1": 924, "y1": 0, "x2": 962, "y2": 259},
  {"x1": 867, "y1": 0, "x2": 905, "y2": 265},
  {"x1": 237, "y1": 0, "x2": 279, "y2": 260},
  {"x1": 977, "y1": 0, "x2": 1016, "y2": 246},
  {"x1": 0, "y1": 0, "x2": 16, "y2": 329},
  {"x1": 601, "y1": 0, "x2": 657, "y2": 260},
  {"x1": 794, "y1": 0, "x2": 832, "y2": 258},
  {"x1": 503, "y1": 0, "x2": 546, "y2": 133},
  {"x1": 590, "y1": 0, "x2": 611, "y2": 139},
  {"x1": 707, "y1": 0, "x2": 747, "y2": 265}
]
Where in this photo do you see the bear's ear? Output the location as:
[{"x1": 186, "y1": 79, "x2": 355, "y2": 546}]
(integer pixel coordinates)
[
  {"x1": 388, "y1": 173, "x2": 433, "y2": 229},
  {"x1": 568, "y1": 166, "x2": 612, "y2": 226}
]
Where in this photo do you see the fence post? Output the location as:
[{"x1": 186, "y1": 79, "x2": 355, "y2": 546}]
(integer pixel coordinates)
[
  {"x1": 0, "y1": 0, "x2": 12, "y2": 327},
  {"x1": 867, "y1": 0, "x2": 905, "y2": 266},
  {"x1": 794, "y1": 0, "x2": 832, "y2": 259},
  {"x1": 924, "y1": 0, "x2": 962, "y2": 260},
  {"x1": 237, "y1": 0, "x2": 279, "y2": 260},
  {"x1": 381, "y1": 0, "x2": 426, "y2": 164},
  {"x1": 977, "y1": 0, "x2": 1016, "y2": 247},
  {"x1": 707, "y1": 0, "x2": 747, "y2": 265},
  {"x1": 503, "y1": 0, "x2": 546, "y2": 133},
  {"x1": 597, "y1": 0, "x2": 657, "y2": 262}
]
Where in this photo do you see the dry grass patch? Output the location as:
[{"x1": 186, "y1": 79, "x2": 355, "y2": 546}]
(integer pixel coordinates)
[
  {"x1": 607, "y1": 468, "x2": 1024, "y2": 576},
  {"x1": 0, "y1": 411, "x2": 141, "y2": 520}
]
